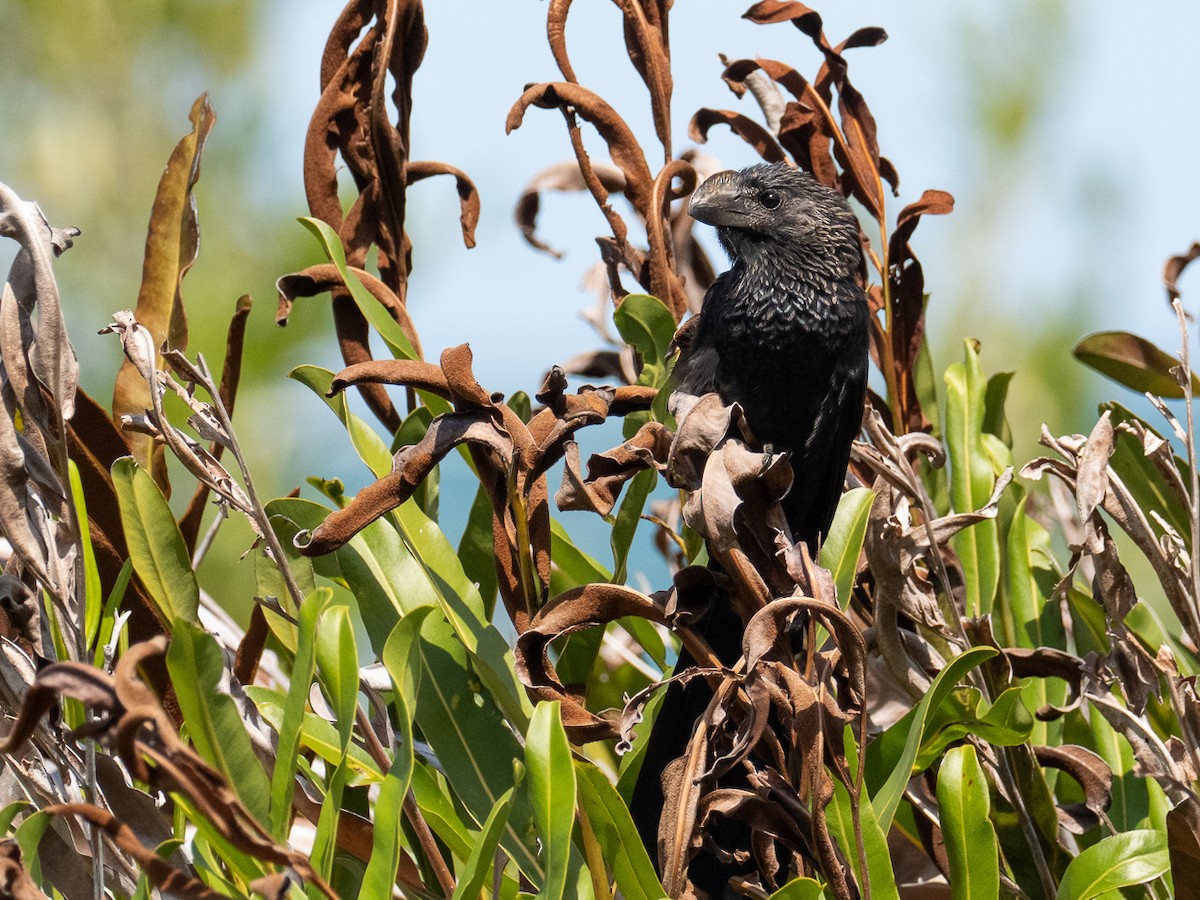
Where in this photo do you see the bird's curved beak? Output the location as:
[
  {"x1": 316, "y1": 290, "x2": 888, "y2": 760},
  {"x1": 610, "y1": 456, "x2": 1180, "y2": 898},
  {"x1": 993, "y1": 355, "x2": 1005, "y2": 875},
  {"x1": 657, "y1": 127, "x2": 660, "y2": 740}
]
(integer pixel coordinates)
[{"x1": 688, "y1": 170, "x2": 755, "y2": 229}]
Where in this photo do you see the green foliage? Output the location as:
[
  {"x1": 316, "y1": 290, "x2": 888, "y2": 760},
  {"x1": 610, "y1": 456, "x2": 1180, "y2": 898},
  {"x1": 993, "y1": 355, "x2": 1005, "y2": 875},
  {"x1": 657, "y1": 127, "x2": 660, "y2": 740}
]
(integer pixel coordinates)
[{"x1": 3, "y1": 3, "x2": 1197, "y2": 900}]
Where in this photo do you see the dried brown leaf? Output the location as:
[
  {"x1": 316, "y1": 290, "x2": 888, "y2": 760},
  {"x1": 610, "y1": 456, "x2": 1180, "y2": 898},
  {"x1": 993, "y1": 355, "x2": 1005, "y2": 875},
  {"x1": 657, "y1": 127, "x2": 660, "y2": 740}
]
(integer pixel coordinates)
[
  {"x1": 45, "y1": 803, "x2": 224, "y2": 899},
  {"x1": 688, "y1": 109, "x2": 787, "y2": 164},
  {"x1": 1165, "y1": 241, "x2": 1200, "y2": 302},
  {"x1": 1168, "y1": 795, "x2": 1200, "y2": 900},
  {"x1": 1033, "y1": 744, "x2": 1112, "y2": 834},
  {"x1": 407, "y1": 160, "x2": 480, "y2": 249},
  {"x1": 0, "y1": 840, "x2": 48, "y2": 900},
  {"x1": 298, "y1": 409, "x2": 508, "y2": 557},
  {"x1": 113, "y1": 95, "x2": 215, "y2": 488},
  {"x1": 514, "y1": 160, "x2": 627, "y2": 257},
  {"x1": 507, "y1": 82, "x2": 654, "y2": 214}
]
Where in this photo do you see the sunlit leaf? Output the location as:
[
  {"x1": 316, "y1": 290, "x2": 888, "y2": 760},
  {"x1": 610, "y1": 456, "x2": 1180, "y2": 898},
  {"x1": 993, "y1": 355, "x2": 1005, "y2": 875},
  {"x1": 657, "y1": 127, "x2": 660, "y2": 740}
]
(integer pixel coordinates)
[
  {"x1": 166, "y1": 620, "x2": 271, "y2": 825},
  {"x1": 614, "y1": 293, "x2": 676, "y2": 370},
  {"x1": 526, "y1": 701, "x2": 576, "y2": 900},
  {"x1": 1074, "y1": 331, "x2": 1200, "y2": 399},
  {"x1": 576, "y1": 762, "x2": 666, "y2": 900},
  {"x1": 867, "y1": 646, "x2": 997, "y2": 831},
  {"x1": 112, "y1": 457, "x2": 198, "y2": 625},
  {"x1": 944, "y1": 340, "x2": 1003, "y2": 616},
  {"x1": 1055, "y1": 830, "x2": 1167, "y2": 900},
  {"x1": 819, "y1": 487, "x2": 874, "y2": 609},
  {"x1": 937, "y1": 745, "x2": 999, "y2": 900},
  {"x1": 265, "y1": 588, "x2": 327, "y2": 839}
]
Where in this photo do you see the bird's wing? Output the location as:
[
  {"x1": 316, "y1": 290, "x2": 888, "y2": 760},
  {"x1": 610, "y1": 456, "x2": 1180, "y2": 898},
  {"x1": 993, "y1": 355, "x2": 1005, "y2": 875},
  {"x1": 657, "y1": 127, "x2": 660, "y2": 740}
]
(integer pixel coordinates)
[{"x1": 784, "y1": 357, "x2": 867, "y2": 547}]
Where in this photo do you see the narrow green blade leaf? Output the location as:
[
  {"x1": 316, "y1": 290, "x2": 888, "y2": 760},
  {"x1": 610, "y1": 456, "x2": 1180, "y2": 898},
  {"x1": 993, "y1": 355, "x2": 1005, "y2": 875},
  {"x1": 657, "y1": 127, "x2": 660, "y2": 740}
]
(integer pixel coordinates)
[
  {"x1": 267, "y1": 588, "x2": 328, "y2": 838},
  {"x1": 819, "y1": 488, "x2": 874, "y2": 609},
  {"x1": 937, "y1": 745, "x2": 999, "y2": 900},
  {"x1": 310, "y1": 603, "x2": 358, "y2": 880},
  {"x1": 575, "y1": 762, "x2": 666, "y2": 900},
  {"x1": 769, "y1": 877, "x2": 824, "y2": 900},
  {"x1": 611, "y1": 467, "x2": 656, "y2": 584},
  {"x1": 526, "y1": 701, "x2": 576, "y2": 900},
  {"x1": 299, "y1": 216, "x2": 419, "y2": 360},
  {"x1": 944, "y1": 340, "x2": 1003, "y2": 616},
  {"x1": 363, "y1": 757, "x2": 418, "y2": 898},
  {"x1": 111, "y1": 457, "x2": 199, "y2": 625},
  {"x1": 827, "y1": 751, "x2": 899, "y2": 900},
  {"x1": 167, "y1": 619, "x2": 271, "y2": 825},
  {"x1": 450, "y1": 786, "x2": 516, "y2": 900},
  {"x1": 67, "y1": 460, "x2": 103, "y2": 649}
]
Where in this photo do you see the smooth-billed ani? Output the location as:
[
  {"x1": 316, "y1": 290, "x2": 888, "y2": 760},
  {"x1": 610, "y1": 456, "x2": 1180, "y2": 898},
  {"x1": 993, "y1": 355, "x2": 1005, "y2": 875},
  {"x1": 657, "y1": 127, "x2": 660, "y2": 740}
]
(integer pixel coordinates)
[{"x1": 631, "y1": 162, "x2": 869, "y2": 895}]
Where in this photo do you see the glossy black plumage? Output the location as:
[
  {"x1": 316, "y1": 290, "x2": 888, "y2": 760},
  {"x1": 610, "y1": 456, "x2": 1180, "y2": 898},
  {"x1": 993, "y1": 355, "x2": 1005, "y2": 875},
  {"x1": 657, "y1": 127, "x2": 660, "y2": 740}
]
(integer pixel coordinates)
[
  {"x1": 631, "y1": 163, "x2": 869, "y2": 896},
  {"x1": 674, "y1": 162, "x2": 869, "y2": 547}
]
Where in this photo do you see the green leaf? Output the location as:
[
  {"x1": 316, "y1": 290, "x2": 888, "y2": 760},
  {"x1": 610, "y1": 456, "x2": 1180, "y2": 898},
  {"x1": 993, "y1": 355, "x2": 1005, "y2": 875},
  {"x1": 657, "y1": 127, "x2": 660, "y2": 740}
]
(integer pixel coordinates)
[
  {"x1": 944, "y1": 340, "x2": 1002, "y2": 616},
  {"x1": 291, "y1": 365, "x2": 393, "y2": 478},
  {"x1": 915, "y1": 687, "x2": 1033, "y2": 770},
  {"x1": 526, "y1": 702, "x2": 576, "y2": 900},
  {"x1": 550, "y1": 518, "x2": 611, "y2": 591},
  {"x1": 867, "y1": 646, "x2": 997, "y2": 832},
  {"x1": 409, "y1": 761, "x2": 476, "y2": 862},
  {"x1": 460, "y1": 482, "x2": 499, "y2": 617},
  {"x1": 299, "y1": 216, "x2": 419, "y2": 360},
  {"x1": 611, "y1": 467, "x2": 656, "y2": 584},
  {"x1": 68, "y1": 460, "x2": 103, "y2": 650},
  {"x1": 827, "y1": 741, "x2": 899, "y2": 900},
  {"x1": 92, "y1": 558, "x2": 133, "y2": 667},
  {"x1": 1074, "y1": 331, "x2": 1200, "y2": 399},
  {"x1": 614, "y1": 293, "x2": 676, "y2": 370},
  {"x1": 1055, "y1": 830, "x2": 1168, "y2": 900},
  {"x1": 769, "y1": 877, "x2": 825, "y2": 900},
  {"x1": 819, "y1": 488, "x2": 874, "y2": 609},
  {"x1": 937, "y1": 745, "x2": 999, "y2": 900},
  {"x1": 982, "y1": 371, "x2": 1015, "y2": 447},
  {"x1": 1002, "y1": 496, "x2": 1068, "y2": 744},
  {"x1": 392, "y1": 498, "x2": 532, "y2": 729},
  {"x1": 311, "y1": 602, "x2": 358, "y2": 880},
  {"x1": 363, "y1": 757, "x2": 417, "y2": 898},
  {"x1": 111, "y1": 457, "x2": 199, "y2": 625},
  {"x1": 248, "y1": 687, "x2": 381, "y2": 784},
  {"x1": 14, "y1": 810, "x2": 51, "y2": 882},
  {"x1": 1103, "y1": 401, "x2": 1192, "y2": 543},
  {"x1": 267, "y1": 588, "x2": 327, "y2": 838},
  {"x1": 0, "y1": 800, "x2": 30, "y2": 837},
  {"x1": 576, "y1": 762, "x2": 666, "y2": 900},
  {"x1": 913, "y1": 328, "x2": 940, "y2": 434},
  {"x1": 451, "y1": 786, "x2": 516, "y2": 900},
  {"x1": 411, "y1": 611, "x2": 542, "y2": 881},
  {"x1": 167, "y1": 619, "x2": 271, "y2": 825}
]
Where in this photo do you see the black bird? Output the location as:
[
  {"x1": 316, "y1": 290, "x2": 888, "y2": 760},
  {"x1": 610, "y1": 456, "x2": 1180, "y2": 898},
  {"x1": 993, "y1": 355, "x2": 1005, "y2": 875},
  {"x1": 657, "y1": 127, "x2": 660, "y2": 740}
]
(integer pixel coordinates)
[
  {"x1": 631, "y1": 162, "x2": 869, "y2": 895},
  {"x1": 674, "y1": 161, "x2": 869, "y2": 547}
]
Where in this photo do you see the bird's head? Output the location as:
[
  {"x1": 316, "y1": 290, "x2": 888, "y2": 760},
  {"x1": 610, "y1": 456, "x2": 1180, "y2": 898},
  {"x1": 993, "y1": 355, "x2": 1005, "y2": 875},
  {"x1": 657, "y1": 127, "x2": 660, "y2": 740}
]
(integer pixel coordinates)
[{"x1": 688, "y1": 162, "x2": 862, "y2": 275}]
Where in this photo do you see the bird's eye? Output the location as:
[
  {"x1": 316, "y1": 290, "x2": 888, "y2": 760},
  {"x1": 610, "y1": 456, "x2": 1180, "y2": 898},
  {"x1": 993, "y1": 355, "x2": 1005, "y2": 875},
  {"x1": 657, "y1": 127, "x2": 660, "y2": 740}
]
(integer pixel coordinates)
[{"x1": 758, "y1": 189, "x2": 782, "y2": 209}]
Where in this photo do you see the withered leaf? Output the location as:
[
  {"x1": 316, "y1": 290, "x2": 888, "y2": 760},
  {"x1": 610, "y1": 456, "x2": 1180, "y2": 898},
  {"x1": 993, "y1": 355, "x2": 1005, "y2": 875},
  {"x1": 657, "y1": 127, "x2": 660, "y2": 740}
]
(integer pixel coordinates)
[
  {"x1": 1033, "y1": 744, "x2": 1112, "y2": 834},
  {"x1": 113, "y1": 94, "x2": 215, "y2": 488},
  {"x1": 0, "y1": 839, "x2": 48, "y2": 900},
  {"x1": 507, "y1": 82, "x2": 654, "y2": 213},
  {"x1": 407, "y1": 160, "x2": 481, "y2": 249},
  {"x1": 514, "y1": 160, "x2": 627, "y2": 257},
  {"x1": 688, "y1": 109, "x2": 787, "y2": 164},
  {"x1": 1164, "y1": 241, "x2": 1200, "y2": 303},
  {"x1": 1168, "y1": 795, "x2": 1200, "y2": 900}
]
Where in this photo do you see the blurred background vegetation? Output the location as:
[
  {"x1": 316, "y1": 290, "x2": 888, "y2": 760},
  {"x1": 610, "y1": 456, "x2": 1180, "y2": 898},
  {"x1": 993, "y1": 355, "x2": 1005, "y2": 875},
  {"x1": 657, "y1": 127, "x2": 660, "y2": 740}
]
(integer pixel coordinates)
[{"x1": 3, "y1": 0, "x2": 1198, "y2": 620}]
